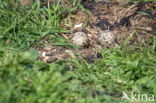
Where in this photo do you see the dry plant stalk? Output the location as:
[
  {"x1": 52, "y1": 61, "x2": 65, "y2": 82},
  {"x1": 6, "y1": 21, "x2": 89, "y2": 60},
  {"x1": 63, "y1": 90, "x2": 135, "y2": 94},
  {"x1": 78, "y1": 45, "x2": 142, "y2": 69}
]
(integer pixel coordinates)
[{"x1": 117, "y1": 2, "x2": 139, "y2": 23}]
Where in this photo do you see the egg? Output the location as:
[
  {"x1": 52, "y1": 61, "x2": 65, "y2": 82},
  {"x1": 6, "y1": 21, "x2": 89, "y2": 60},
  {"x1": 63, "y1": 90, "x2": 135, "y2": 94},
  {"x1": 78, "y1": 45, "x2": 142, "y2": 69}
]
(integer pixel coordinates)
[
  {"x1": 98, "y1": 30, "x2": 115, "y2": 45},
  {"x1": 71, "y1": 32, "x2": 88, "y2": 46}
]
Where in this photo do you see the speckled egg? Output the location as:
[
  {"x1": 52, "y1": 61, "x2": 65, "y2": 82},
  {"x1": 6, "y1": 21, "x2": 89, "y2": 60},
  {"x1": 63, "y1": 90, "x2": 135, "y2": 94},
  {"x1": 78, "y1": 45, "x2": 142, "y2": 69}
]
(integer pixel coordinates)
[
  {"x1": 71, "y1": 32, "x2": 88, "y2": 46},
  {"x1": 98, "y1": 30, "x2": 115, "y2": 45}
]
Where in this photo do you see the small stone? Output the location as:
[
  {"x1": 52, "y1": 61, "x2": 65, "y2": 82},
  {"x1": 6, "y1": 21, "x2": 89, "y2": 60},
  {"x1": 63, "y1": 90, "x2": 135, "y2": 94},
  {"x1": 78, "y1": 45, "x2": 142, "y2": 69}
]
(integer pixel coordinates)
[
  {"x1": 74, "y1": 23, "x2": 83, "y2": 29},
  {"x1": 41, "y1": 52, "x2": 46, "y2": 57},
  {"x1": 98, "y1": 30, "x2": 115, "y2": 45},
  {"x1": 71, "y1": 32, "x2": 88, "y2": 46}
]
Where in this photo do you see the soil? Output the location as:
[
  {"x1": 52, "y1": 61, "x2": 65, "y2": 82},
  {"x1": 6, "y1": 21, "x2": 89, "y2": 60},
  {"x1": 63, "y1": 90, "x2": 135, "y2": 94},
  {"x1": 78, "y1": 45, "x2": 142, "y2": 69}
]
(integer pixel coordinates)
[
  {"x1": 20, "y1": 0, "x2": 33, "y2": 6},
  {"x1": 37, "y1": 0, "x2": 156, "y2": 63}
]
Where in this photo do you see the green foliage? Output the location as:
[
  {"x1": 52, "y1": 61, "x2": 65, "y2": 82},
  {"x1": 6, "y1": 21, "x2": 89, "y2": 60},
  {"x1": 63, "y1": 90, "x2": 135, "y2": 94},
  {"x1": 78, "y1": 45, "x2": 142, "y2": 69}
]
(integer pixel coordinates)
[
  {"x1": 0, "y1": 0, "x2": 156, "y2": 103},
  {"x1": 0, "y1": 37, "x2": 156, "y2": 103},
  {"x1": 0, "y1": 1, "x2": 67, "y2": 50}
]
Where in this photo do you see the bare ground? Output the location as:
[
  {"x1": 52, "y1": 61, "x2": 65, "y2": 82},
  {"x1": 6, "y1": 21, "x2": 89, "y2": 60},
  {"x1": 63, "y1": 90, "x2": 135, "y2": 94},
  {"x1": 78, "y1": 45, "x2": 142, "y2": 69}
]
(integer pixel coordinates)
[{"x1": 36, "y1": 0, "x2": 156, "y2": 63}]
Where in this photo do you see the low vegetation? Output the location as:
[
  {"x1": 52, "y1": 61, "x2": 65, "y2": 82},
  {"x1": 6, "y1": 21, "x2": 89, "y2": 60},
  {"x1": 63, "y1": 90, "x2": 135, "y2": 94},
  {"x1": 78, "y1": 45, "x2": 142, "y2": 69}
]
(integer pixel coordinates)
[{"x1": 0, "y1": 0, "x2": 156, "y2": 103}]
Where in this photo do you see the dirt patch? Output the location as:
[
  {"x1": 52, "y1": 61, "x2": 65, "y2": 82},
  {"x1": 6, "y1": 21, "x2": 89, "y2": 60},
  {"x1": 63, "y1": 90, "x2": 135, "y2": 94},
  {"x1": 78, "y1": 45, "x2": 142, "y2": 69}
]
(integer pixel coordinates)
[
  {"x1": 60, "y1": 0, "x2": 156, "y2": 46},
  {"x1": 38, "y1": 0, "x2": 156, "y2": 63},
  {"x1": 20, "y1": 0, "x2": 33, "y2": 6},
  {"x1": 83, "y1": 0, "x2": 156, "y2": 45},
  {"x1": 38, "y1": 45, "x2": 102, "y2": 63}
]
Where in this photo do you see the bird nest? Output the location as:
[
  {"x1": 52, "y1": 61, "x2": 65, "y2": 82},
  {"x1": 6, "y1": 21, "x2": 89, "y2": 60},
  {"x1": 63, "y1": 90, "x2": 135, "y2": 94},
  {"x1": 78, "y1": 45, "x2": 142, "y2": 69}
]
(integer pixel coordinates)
[{"x1": 37, "y1": 0, "x2": 156, "y2": 63}]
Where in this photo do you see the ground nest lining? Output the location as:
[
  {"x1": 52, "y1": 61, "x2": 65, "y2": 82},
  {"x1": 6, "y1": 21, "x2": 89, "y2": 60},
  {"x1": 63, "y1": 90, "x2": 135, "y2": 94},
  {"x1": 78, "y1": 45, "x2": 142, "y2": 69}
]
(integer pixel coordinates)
[{"x1": 37, "y1": 0, "x2": 156, "y2": 63}]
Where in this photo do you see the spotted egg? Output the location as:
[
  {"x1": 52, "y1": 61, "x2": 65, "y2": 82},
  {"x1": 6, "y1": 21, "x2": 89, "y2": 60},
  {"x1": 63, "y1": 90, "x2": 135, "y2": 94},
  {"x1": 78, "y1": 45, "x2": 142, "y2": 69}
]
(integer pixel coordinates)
[
  {"x1": 71, "y1": 32, "x2": 88, "y2": 46},
  {"x1": 98, "y1": 30, "x2": 115, "y2": 45}
]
